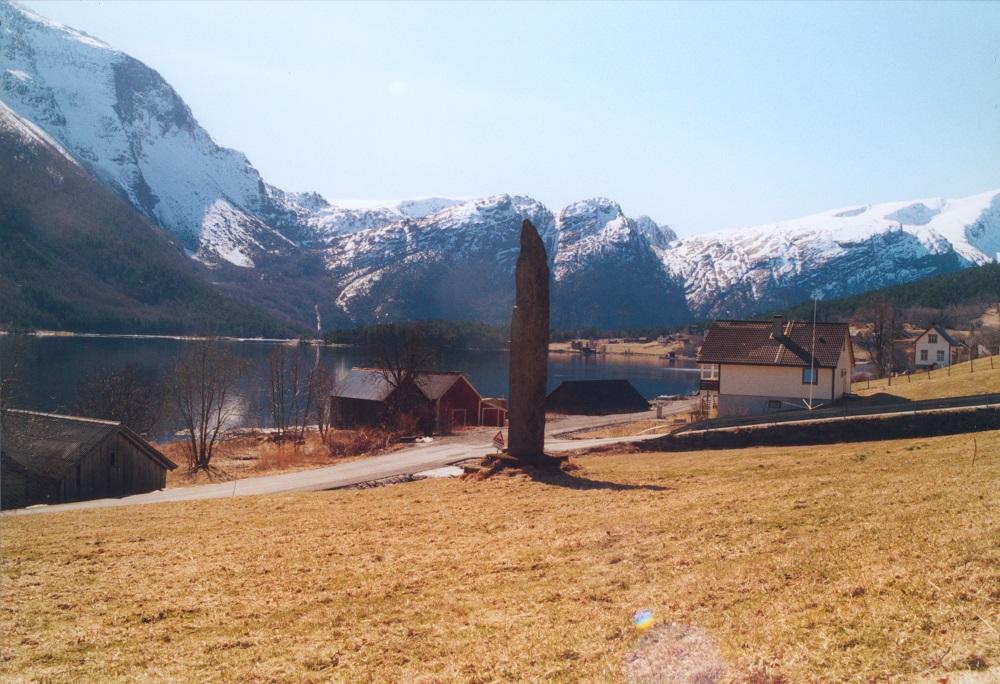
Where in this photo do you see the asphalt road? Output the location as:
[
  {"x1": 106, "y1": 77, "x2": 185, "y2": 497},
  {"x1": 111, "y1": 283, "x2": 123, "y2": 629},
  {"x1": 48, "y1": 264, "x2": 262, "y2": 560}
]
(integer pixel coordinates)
[{"x1": 7, "y1": 402, "x2": 695, "y2": 516}]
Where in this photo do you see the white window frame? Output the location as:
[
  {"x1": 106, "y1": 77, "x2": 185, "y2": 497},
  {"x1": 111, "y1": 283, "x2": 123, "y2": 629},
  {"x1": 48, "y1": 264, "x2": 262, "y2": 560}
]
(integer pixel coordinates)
[{"x1": 699, "y1": 364, "x2": 719, "y2": 380}]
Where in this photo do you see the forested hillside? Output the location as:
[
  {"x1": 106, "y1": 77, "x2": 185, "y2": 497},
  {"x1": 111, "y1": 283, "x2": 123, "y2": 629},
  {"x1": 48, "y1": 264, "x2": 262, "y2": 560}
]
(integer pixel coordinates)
[
  {"x1": 0, "y1": 110, "x2": 300, "y2": 336},
  {"x1": 777, "y1": 262, "x2": 1000, "y2": 322}
]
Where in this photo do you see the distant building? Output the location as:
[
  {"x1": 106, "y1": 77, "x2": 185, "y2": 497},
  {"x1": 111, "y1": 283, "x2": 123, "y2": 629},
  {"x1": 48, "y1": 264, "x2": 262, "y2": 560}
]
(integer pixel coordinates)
[
  {"x1": 698, "y1": 316, "x2": 853, "y2": 417},
  {"x1": 1, "y1": 410, "x2": 177, "y2": 510},
  {"x1": 913, "y1": 324, "x2": 965, "y2": 368},
  {"x1": 545, "y1": 379, "x2": 650, "y2": 415},
  {"x1": 479, "y1": 398, "x2": 508, "y2": 427},
  {"x1": 330, "y1": 368, "x2": 484, "y2": 432}
]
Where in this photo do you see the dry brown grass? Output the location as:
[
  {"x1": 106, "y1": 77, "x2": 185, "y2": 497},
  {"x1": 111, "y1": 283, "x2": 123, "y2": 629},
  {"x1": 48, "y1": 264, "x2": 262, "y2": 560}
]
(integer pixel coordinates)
[
  {"x1": 856, "y1": 355, "x2": 1000, "y2": 401},
  {"x1": 157, "y1": 430, "x2": 395, "y2": 488},
  {"x1": 2, "y1": 431, "x2": 998, "y2": 682}
]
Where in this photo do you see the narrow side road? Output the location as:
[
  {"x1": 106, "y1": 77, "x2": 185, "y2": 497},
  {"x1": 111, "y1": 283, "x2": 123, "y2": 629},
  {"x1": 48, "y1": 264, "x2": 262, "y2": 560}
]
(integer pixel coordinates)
[{"x1": 5, "y1": 409, "x2": 687, "y2": 515}]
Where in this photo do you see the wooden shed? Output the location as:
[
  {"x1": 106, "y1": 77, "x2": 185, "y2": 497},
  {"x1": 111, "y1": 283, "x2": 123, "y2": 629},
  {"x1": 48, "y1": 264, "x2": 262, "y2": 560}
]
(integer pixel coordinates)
[
  {"x1": 545, "y1": 379, "x2": 650, "y2": 415},
  {"x1": 1, "y1": 410, "x2": 177, "y2": 510}
]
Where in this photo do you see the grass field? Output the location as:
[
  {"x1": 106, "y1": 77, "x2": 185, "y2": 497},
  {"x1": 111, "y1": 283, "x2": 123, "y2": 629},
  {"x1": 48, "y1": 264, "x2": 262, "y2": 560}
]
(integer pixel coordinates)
[
  {"x1": 2, "y1": 431, "x2": 998, "y2": 682},
  {"x1": 857, "y1": 355, "x2": 1000, "y2": 401}
]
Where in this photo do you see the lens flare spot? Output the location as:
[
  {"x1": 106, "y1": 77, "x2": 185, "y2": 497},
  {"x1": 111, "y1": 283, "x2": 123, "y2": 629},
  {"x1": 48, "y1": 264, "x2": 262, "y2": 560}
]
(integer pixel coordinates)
[{"x1": 633, "y1": 609, "x2": 656, "y2": 632}]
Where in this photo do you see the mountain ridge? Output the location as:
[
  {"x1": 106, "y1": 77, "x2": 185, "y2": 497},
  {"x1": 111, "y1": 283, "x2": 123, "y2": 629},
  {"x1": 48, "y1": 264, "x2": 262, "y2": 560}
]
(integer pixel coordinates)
[{"x1": 1, "y1": 1, "x2": 998, "y2": 333}]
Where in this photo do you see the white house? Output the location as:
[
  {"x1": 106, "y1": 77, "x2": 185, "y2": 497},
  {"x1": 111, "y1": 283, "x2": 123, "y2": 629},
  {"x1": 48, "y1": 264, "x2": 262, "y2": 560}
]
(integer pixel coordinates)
[
  {"x1": 913, "y1": 324, "x2": 964, "y2": 368},
  {"x1": 698, "y1": 317, "x2": 854, "y2": 418}
]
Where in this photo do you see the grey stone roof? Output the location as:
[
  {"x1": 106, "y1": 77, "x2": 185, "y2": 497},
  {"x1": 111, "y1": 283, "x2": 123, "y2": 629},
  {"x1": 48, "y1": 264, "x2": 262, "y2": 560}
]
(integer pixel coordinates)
[
  {"x1": 1, "y1": 409, "x2": 175, "y2": 480},
  {"x1": 331, "y1": 369, "x2": 475, "y2": 403}
]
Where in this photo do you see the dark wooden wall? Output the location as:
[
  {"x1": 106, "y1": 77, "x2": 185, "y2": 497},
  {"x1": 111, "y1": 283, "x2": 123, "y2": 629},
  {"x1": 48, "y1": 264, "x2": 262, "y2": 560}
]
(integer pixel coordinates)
[{"x1": 58, "y1": 432, "x2": 167, "y2": 503}]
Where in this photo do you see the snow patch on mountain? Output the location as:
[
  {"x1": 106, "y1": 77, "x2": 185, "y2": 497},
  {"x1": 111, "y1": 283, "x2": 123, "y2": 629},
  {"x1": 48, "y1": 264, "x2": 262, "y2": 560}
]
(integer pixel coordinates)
[
  {"x1": 0, "y1": 1, "x2": 290, "y2": 256},
  {"x1": 884, "y1": 202, "x2": 940, "y2": 226},
  {"x1": 397, "y1": 197, "x2": 463, "y2": 218},
  {"x1": 304, "y1": 196, "x2": 464, "y2": 242},
  {"x1": 553, "y1": 198, "x2": 675, "y2": 278},
  {"x1": 0, "y1": 98, "x2": 77, "y2": 165}
]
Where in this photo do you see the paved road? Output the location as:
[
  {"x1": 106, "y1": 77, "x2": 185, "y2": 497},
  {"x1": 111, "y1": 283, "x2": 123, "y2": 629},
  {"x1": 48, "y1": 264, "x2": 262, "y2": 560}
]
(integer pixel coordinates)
[{"x1": 6, "y1": 404, "x2": 694, "y2": 516}]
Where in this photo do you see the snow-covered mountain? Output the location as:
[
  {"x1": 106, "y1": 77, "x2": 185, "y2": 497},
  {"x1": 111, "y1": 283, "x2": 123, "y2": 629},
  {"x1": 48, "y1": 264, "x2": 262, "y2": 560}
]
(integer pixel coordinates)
[
  {"x1": 0, "y1": 1, "x2": 306, "y2": 268},
  {"x1": 2, "y1": 1, "x2": 998, "y2": 332},
  {"x1": 663, "y1": 190, "x2": 1000, "y2": 318}
]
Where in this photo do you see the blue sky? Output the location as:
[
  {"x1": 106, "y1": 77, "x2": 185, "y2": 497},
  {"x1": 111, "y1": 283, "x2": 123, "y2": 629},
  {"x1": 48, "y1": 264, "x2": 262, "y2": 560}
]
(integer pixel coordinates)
[{"x1": 23, "y1": 0, "x2": 1000, "y2": 235}]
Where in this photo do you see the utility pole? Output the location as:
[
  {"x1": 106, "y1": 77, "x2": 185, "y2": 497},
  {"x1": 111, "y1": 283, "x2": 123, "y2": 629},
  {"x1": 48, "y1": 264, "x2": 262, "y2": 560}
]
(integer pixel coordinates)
[{"x1": 808, "y1": 299, "x2": 816, "y2": 409}]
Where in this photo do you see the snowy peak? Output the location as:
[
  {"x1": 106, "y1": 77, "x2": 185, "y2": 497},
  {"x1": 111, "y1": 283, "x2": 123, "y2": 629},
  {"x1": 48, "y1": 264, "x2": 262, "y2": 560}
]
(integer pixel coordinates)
[
  {"x1": 397, "y1": 197, "x2": 463, "y2": 219},
  {"x1": 303, "y1": 196, "x2": 466, "y2": 242},
  {"x1": 662, "y1": 189, "x2": 1000, "y2": 318},
  {"x1": 0, "y1": 0, "x2": 284, "y2": 265}
]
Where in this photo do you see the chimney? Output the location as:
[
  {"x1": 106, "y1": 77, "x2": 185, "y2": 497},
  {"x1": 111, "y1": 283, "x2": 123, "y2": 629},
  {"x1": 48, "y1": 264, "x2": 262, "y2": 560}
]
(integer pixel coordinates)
[{"x1": 772, "y1": 315, "x2": 783, "y2": 339}]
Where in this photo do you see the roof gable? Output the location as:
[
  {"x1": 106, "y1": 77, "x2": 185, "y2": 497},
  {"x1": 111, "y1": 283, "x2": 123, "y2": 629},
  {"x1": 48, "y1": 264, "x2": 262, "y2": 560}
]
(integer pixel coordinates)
[
  {"x1": 546, "y1": 380, "x2": 649, "y2": 414},
  {"x1": 0, "y1": 409, "x2": 176, "y2": 479},
  {"x1": 916, "y1": 324, "x2": 964, "y2": 348},
  {"x1": 332, "y1": 369, "x2": 479, "y2": 402},
  {"x1": 698, "y1": 320, "x2": 850, "y2": 368},
  {"x1": 331, "y1": 369, "x2": 397, "y2": 402}
]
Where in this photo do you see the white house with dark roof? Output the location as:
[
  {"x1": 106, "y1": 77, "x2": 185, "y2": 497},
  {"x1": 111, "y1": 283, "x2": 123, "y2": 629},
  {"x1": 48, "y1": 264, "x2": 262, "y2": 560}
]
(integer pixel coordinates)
[
  {"x1": 913, "y1": 324, "x2": 965, "y2": 368},
  {"x1": 698, "y1": 316, "x2": 854, "y2": 417}
]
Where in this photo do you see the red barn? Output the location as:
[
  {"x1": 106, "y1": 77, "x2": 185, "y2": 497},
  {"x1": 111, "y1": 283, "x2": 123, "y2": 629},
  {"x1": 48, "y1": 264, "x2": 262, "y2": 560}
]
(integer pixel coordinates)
[
  {"x1": 416, "y1": 372, "x2": 483, "y2": 431},
  {"x1": 330, "y1": 368, "x2": 486, "y2": 433}
]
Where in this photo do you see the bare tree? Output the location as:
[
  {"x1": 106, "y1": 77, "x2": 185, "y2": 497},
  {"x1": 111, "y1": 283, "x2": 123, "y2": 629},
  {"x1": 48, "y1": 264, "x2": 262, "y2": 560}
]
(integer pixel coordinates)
[
  {"x1": 307, "y1": 362, "x2": 333, "y2": 440},
  {"x1": 268, "y1": 345, "x2": 326, "y2": 443},
  {"x1": 168, "y1": 341, "x2": 244, "y2": 473},
  {"x1": 861, "y1": 295, "x2": 901, "y2": 378},
  {"x1": 365, "y1": 324, "x2": 437, "y2": 419},
  {"x1": 72, "y1": 363, "x2": 163, "y2": 435}
]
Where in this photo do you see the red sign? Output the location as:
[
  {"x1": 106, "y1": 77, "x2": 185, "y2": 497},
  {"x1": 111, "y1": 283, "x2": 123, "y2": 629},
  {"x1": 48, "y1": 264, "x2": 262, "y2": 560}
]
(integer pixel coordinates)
[{"x1": 492, "y1": 430, "x2": 505, "y2": 451}]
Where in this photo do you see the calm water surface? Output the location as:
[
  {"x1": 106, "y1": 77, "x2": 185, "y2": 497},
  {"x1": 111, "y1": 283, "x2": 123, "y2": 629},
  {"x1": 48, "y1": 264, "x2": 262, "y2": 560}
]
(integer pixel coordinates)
[{"x1": 1, "y1": 336, "x2": 698, "y2": 435}]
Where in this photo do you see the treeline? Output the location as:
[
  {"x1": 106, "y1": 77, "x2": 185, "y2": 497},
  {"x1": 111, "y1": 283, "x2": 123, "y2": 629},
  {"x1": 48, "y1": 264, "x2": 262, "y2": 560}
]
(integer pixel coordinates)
[
  {"x1": 322, "y1": 320, "x2": 706, "y2": 349},
  {"x1": 323, "y1": 320, "x2": 511, "y2": 350},
  {"x1": 774, "y1": 263, "x2": 1000, "y2": 324}
]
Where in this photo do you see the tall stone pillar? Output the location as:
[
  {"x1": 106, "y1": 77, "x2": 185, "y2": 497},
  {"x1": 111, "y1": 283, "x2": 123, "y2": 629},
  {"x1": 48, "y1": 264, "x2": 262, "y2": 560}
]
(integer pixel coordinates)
[{"x1": 508, "y1": 219, "x2": 549, "y2": 461}]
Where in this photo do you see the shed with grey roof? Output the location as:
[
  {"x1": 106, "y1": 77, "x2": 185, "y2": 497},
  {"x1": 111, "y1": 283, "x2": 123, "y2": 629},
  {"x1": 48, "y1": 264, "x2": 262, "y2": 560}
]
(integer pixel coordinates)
[{"x1": 1, "y1": 409, "x2": 177, "y2": 510}]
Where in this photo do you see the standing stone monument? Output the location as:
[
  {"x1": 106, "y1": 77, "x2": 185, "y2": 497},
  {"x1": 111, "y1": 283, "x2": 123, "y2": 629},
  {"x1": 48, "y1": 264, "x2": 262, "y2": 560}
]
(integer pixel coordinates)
[{"x1": 508, "y1": 219, "x2": 550, "y2": 463}]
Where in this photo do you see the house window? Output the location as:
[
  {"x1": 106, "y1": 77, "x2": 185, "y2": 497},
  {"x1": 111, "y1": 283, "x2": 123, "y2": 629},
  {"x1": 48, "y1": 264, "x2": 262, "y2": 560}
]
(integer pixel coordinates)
[
  {"x1": 920, "y1": 349, "x2": 928, "y2": 361},
  {"x1": 928, "y1": 334, "x2": 938, "y2": 344},
  {"x1": 766, "y1": 399, "x2": 782, "y2": 409},
  {"x1": 802, "y1": 367, "x2": 819, "y2": 385},
  {"x1": 936, "y1": 350, "x2": 945, "y2": 362}
]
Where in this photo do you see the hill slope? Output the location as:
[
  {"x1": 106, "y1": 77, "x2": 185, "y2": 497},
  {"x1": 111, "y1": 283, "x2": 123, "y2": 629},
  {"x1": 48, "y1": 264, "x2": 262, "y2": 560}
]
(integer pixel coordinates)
[
  {"x1": 0, "y1": 102, "x2": 297, "y2": 335},
  {"x1": 776, "y1": 261, "x2": 1000, "y2": 321}
]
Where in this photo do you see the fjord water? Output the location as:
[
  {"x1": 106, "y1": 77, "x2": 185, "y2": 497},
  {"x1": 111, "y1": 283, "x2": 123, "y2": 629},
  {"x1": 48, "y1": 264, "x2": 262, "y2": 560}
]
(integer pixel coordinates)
[{"x1": 0, "y1": 336, "x2": 698, "y2": 437}]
